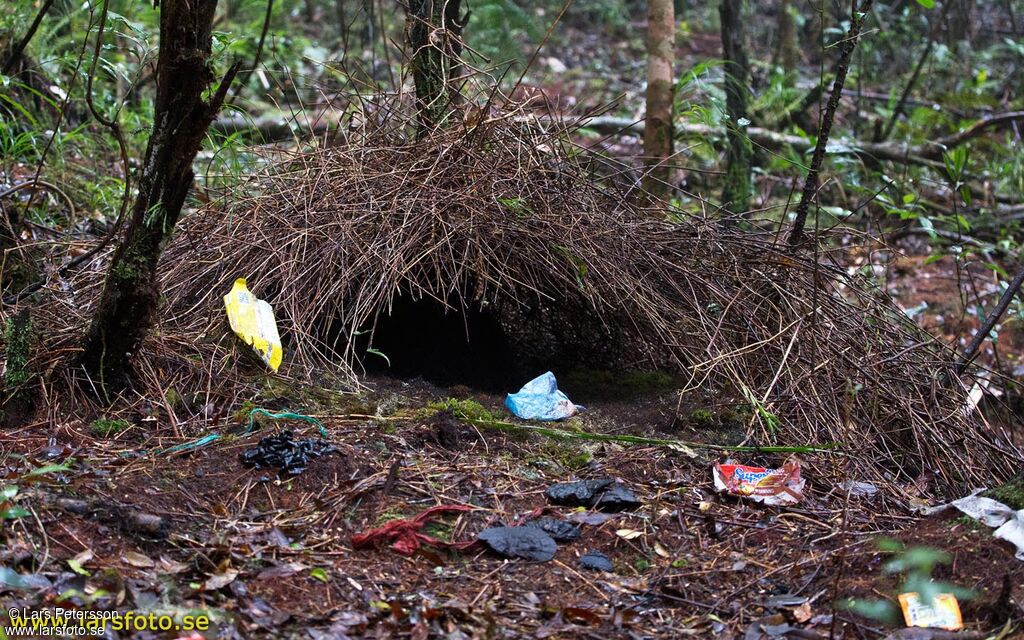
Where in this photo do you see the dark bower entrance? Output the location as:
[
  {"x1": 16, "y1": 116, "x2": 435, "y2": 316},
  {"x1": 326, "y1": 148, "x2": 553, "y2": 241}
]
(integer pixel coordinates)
[
  {"x1": 358, "y1": 294, "x2": 523, "y2": 391},
  {"x1": 353, "y1": 289, "x2": 653, "y2": 395}
]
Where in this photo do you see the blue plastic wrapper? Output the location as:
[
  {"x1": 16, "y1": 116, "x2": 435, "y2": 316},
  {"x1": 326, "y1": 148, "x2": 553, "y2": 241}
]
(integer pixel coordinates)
[{"x1": 504, "y1": 371, "x2": 581, "y2": 421}]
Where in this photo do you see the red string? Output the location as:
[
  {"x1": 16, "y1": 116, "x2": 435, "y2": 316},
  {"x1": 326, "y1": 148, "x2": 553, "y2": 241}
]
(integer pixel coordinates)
[{"x1": 351, "y1": 504, "x2": 477, "y2": 555}]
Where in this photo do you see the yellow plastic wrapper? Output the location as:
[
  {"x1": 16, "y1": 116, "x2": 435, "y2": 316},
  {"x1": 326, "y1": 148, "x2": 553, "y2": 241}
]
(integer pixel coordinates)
[
  {"x1": 223, "y1": 278, "x2": 283, "y2": 372},
  {"x1": 898, "y1": 592, "x2": 962, "y2": 631}
]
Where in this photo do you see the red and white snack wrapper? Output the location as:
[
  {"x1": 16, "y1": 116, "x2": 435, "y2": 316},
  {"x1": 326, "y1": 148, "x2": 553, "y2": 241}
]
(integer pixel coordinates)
[{"x1": 713, "y1": 459, "x2": 805, "y2": 505}]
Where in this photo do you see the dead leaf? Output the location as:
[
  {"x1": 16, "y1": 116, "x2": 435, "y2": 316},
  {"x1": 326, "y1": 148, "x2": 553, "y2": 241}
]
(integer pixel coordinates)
[
  {"x1": 667, "y1": 442, "x2": 697, "y2": 458},
  {"x1": 792, "y1": 602, "x2": 813, "y2": 623},
  {"x1": 203, "y1": 568, "x2": 239, "y2": 591},
  {"x1": 616, "y1": 528, "x2": 643, "y2": 541},
  {"x1": 257, "y1": 562, "x2": 307, "y2": 580},
  {"x1": 562, "y1": 606, "x2": 601, "y2": 624},
  {"x1": 67, "y1": 549, "x2": 93, "y2": 576},
  {"x1": 122, "y1": 551, "x2": 155, "y2": 568},
  {"x1": 159, "y1": 556, "x2": 189, "y2": 574},
  {"x1": 653, "y1": 542, "x2": 670, "y2": 558},
  {"x1": 567, "y1": 511, "x2": 614, "y2": 526}
]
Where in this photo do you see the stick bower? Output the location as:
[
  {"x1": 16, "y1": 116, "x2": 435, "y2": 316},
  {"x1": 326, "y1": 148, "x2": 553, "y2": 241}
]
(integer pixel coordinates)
[{"x1": 27, "y1": 100, "x2": 1022, "y2": 496}]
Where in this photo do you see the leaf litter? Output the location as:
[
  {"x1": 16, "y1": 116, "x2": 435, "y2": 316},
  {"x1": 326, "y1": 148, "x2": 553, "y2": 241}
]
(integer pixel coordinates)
[{"x1": 0, "y1": 376, "x2": 1021, "y2": 638}]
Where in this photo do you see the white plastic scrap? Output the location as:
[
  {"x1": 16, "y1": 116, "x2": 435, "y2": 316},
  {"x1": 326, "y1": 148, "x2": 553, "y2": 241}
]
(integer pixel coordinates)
[{"x1": 922, "y1": 491, "x2": 1024, "y2": 561}]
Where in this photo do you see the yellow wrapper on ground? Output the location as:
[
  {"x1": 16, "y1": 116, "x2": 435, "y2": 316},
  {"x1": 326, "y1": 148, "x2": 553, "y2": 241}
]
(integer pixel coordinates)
[
  {"x1": 223, "y1": 278, "x2": 282, "y2": 372},
  {"x1": 898, "y1": 592, "x2": 962, "y2": 631}
]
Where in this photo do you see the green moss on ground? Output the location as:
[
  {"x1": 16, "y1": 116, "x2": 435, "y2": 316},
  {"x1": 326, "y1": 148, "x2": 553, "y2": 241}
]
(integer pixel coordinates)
[
  {"x1": 421, "y1": 398, "x2": 495, "y2": 423},
  {"x1": 689, "y1": 408, "x2": 715, "y2": 427},
  {"x1": 983, "y1": 475, "x2": 1024, "y2": 510},
  {"x1": 90, "y1": 418, "x2": 132, "y2": 438},
  {"x1": 560, "y1": 368, "x2": 677, "y2": 401}
]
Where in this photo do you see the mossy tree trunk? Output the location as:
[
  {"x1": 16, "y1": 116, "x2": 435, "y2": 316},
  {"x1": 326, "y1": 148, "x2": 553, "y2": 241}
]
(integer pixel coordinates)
[
  {"x1": 643, "y1": 0, "x2": 676, "y2": 201},
  {"x1": 405, "y1": 0, "x2": 464, "y2": 132},
  {"x1": 720, "y1": 0, "x2": 752, "y2": 215},
  {"x1": 773, "y1": 0, "x2": 798, "y2": 79},
  {"x1": 2, "y1": 309, "x2": 34, "y2": 425},
  {"x1": 78, "y1": 0, "x2": 238, "y2": 388}
]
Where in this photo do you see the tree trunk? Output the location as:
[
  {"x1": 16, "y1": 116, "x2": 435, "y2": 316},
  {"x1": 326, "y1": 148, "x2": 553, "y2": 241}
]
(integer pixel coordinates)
[
  {"x1": 336, "y1": 0, "x2": 349, "y2": 49},
  {"x1": 642, "y1": 0, "x2": 675, "y2": 200},
  {"x1": 2, "y1": 0, "x2": 56, "y2": 74},
  {"x1": 78, "y1": 0, "x2": 238, "y2": 388},
  {"x1": 363, "y1": 0, "x2": 375, "y2": 52},
  {"x1": 946, "y1": 0, "x2": 974, "y2": 44},
  {"x1": 405, "y1": 0, "x2": 464, "y2": 132},
  {"x1": 2, "y1": 309, "x2": 34, "y2": 426},
  {"x1": 787, "y1": 0, "x2": 873, "y2": 247},
  {"x1": 720, "y1": 0, "x2": 752, "y2": 214},
  {"x1": 773, "y1": 0, "x2": 798, "y2": 77}
]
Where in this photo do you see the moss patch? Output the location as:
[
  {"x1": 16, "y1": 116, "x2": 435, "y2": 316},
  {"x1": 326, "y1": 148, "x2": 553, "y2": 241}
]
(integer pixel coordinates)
[
  {"x1": 90, "y1": 418, "x2": 132, "y2": 438},
  {"x1": 3, "y1": 312, "x2": 33, "y2": 389},
  {"x1": 260, "y1": 379, "x2": 373, "y2": 414},
  {"x1": 560, "y1": 368, "x2": 677, "y2": 402},
  {"x1": 689, "y1": 408, "x2": 715, "y2": 428},
  {"x1": 983, "y1": 475, "x2": 1024, "y2": 510},
  {"x1": 421, "y1": 398, "x2": 496, "y2": 423}
]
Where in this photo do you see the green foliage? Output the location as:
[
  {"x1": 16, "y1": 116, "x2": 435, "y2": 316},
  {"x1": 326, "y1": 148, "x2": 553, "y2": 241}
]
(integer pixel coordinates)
[
  {"x1": 689, "y1": 408, "x2": 715, "y2": 427},
  {"x1": 840, "y1": 539, "x2": 973, "y2": 625},
  {"x1": 232, "y1": 399, "x2": 257, "y2": 424},
  {"x1": 90, "y1": 417, "x2": 132, "y2": 438},
  {"x1": 0, "y1": 462, "x2": 70, "y2": 529},
  {"x1": 0, "y1": 484, "x2": 30, "y2": 523},
  {"x1": 467, "y1": 0, "x2": 539, "y2": 67}
]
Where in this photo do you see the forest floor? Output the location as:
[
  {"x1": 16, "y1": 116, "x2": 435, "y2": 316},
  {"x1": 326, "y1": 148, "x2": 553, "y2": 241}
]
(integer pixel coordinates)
[
  {"x1": 4, "y1": 12, "x2": 1024, "y2": 639},
  {"x1": 2, "y1": 364, "x2": 1022, "y2": 639}
]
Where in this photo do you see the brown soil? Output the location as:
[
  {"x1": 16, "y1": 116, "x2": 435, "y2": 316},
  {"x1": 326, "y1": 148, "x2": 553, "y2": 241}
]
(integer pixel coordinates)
[{"x1": 2, "y1": 375, "x2": 1022, "y2": 639}]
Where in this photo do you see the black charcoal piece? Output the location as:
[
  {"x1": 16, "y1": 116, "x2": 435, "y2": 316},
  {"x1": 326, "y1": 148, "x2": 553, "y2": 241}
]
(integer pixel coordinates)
[
  {"x1": 477, "y1": 526, "x2": 557, "y2": 562},
  {"x1": 579, "y1": 551, "x2": 613, "y2": 572},
  {"x1": 524, "y1": 517, "x2": 582, "y2": 542},
  {"x1": 544, "y1": 479, "x2": 614, "y2": 507}
]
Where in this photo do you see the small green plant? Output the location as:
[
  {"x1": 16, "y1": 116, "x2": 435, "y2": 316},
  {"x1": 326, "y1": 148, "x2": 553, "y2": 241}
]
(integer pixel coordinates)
[
  {"x1": 372, "y1": 507, "x2": 410, "y2": 527},
  {"x1": 90, "y1": 417, "x2": 132, "y2": 438},
  {"x1": 1, "y1": 462, "x2": 71, "y2": 530},
  {"x1": 739, "y1": 384, "x2": 779, "y2": 435},
  {"x1": 0, "y1": 485, "x2": 31, "y2": 523},
  {"x1": 841, "y1": 539, "x2": 973, "y2": 625}
]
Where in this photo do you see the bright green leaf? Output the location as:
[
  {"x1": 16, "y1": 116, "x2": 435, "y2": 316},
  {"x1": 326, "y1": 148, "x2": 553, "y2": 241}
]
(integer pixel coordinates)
[
  {"x1": 309, "y1": 567, "x2": 329, "y2": 583},
  {"x1": 2, "y1": 506, "x2": 31, "y2": 520}
]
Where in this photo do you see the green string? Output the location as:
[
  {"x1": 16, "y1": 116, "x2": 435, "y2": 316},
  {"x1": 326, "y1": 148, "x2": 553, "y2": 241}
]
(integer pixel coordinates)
[
  {"x1": 154, "y1": 408, "x2": 327, "y2": 456},
  {"x1": 157, "y1": 434, "x2": 221, "y2": 455},
  {"x1": 246, "y1": 408, "x2": 328, "y2": 438}
]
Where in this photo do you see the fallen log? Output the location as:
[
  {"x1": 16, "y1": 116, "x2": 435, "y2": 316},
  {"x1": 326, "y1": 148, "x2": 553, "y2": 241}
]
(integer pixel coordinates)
[{"x1": 573, "y1": 115, "x2": 1018, "y2": 171}]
